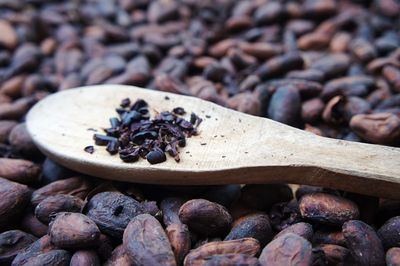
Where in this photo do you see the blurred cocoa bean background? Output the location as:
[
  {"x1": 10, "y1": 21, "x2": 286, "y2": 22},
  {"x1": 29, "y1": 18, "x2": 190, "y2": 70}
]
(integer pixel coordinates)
[{"x1": 0, "y1": 0, "x2": 399, "y2": 265}]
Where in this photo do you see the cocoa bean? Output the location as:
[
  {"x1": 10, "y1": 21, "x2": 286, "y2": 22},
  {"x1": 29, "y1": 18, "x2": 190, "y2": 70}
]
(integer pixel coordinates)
[
  {"x1": 313, "y1": 229, "x2": 346, "y2": 246},
  {"x1": 35, "y1": 194, "x2": 84, "y2": 224},
  {"x1": 0, "y1": 20, "x2": 18, "y2": 50},
  {"x1": 299, "y1": 193, "x2": 359, "y2": 225},
  {"x1": 273, "y1": 222, "x2": 313, "y2": 242},
  {"x1": 0, "y1": 177, "x2": 31, "y2": 231},
  {"x1": 70, "y1": 250, "x2": 100, "y2": 266},
  {"x1": 319, "y1": 244, "x2": 352, "y2": 266},
  {"x1": 160, "y1": 197, "x2": 186, "y2": 226},
  {"x1": 104, "y1": 245, "x2": 133, "y2": 266},
  {"x1": 259, "y1": 233, "x2": 312, "y2": 266},
  {"x1": 0, "y1": 120, "x2": 17, "y2": 143},
  {"x1": 49, "y1": 212, "x2": 100, "y2": 249},
  {"x1": 85, "y1": 191, "x2": 145, "y2": 238},
  {"x1": 0, "y1": 230, "x2": 37, "y2": 264},
  {"x1": 184, "y1": 238, "x2": 260, "y2": 266},
  {"x1": 342, "y1": 220, "x2": 385, "y2": 266},
  {"x1": 386, "y1": 247, "x2": 400, "y2": 266},
  {"x1": 123, "y1": 214, "x2": 176, "y2": 266},
  {"x1": 350, "y1": 113, "x2": 400, "y2": 145},
  {"x1": 20, "y1": 212, "x2": 48, "y2": 238},
  {"x1": 225, "y1": 213, "x2": 272, "y2": 247},
  {"x1": 378, "y1": 216, "x2": 400, "y2": 250},
  {"x1": 8, "y1": 123, "x2": 40, "y2": 156},
  {"x1": 0, "y1": 158, "x2": 40, "y2": 184},
  {"x1": 178, "y1": 199, "x2": 232, "y2": 237},
  {"x1": 166, "y1": 223, "x2": 191, "y2": 265},
  {"x1": 200, "y1": 254, "x2": 260, "y2": 266},
  {"x1": 31, "y1": 176, "x2": 92, "y2": 206}
]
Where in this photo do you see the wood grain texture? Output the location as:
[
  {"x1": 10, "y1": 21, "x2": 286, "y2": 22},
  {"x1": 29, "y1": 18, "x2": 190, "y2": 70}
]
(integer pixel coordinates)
[{"x1": 26, "y1": 85, "x2": 400, "y2": 198}]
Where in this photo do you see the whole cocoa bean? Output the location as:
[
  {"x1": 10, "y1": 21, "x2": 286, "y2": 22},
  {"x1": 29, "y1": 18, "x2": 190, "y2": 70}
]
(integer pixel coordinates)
[
  {"x1": 123, "y1": 214, "x2": 176, "y2": 266},
  {"x1": 49, "y1": 212, "x2": 100, "y2": 249},
  {"x1": 41, "y1": 158, "x2": 75, "y2": 185},
  {"x1": 0, "y1": 97, "x2": 35, "y2": 120},
  {"x1": 0, "y1": 20, "x2": 17, "y2": 49},
  {"x1": 70, "y1": 250, "x2": 100, "y2": 266},
  {"x1": 200, "y1": 254, "x2": 260, "y2": 266},
  {"x1": 0, "y1": 120, "x2": 17, "y2": 143},
  {"x1": 378, "y1": 216, "x2": 400, "y2": 250},
  {"x1": 313, "y1": 229, "x2": 346, "y2": 246},
  {"x1": 8, "y1": 123, "x2": 40, "y2": 157},
  {"x1": 350, "y1": 113, "x2": 400, "y2": 145},
  {"x1": 225, "y1": 213, "x2": 272, "y2": 247},
  {"x1": 20, "y1": 212, "x2": 48, "y2": 238},
  {"x1": 11, "y1": 235, "x2": 57, "y2": 266},
  {"x1": 31, "y1": 176, "x2": 92, "y2": 206},
  {"x1": 178, "y1": 199, "x2": 232, "y2": 237},
  {"x1": 386, "y1": 247, "x2": 400, "y2": 266},
  {"x1": 319, "y1": 244, "x2": 352, "y2": 266},
  {"x1": 0, "y1": 230, "x2": 37, "y2": 264},
  {"x1": 0, "y1": 158, "x2": 40, "y2": 184},
  {"x1": 273, "y1": 222, "x2": 313, "y2": 242},
  {"x1": 301, "y1": 98, "x2": 325, "y2": 123},
  {"x1": 299, "y1": 193, "x2": 359, "y2": 225},
  {"x1": 16, "y1": 250, "x2": 71, "y2": 266},
  {"x1": 268, "y1": 85, "x2": 301, "y2": 127},
  {"x1": 85, "y1": 191, "x2": 146, "y2": 238},
  {"x1": 184, "y1": 238, "x2": 260, "y2": 266},
  {"x1": 0, "y1": 177, "x2": 31, "y2": 231},
  {"x1": 104, "y1": 245, "x2": 133, "y2": 266},
  {"x1": 166, "y1": 223, "x2": 191, "y2": 265},
  {"x1": 259, "y1": 233, "x2": 312, "y2": 266},
  {"x1": 35, "y1": 194, "x2": 84, "y2": 224},
  {"x1": 160, "y1": 197, "x2": 186, "y2": 226},
  {"x1": 342, "y1": 220, "x2": 385, "y2": 266}
]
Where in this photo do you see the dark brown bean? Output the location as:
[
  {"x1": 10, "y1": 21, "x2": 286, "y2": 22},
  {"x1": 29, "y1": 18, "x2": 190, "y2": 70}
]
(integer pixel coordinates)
[
  {"x1": 259, "y1": 233, "x2": 312, "y2": 266},
  {"x1": 0, "y1": 230, "x2": 37, "y2": 264},
  {"x1": 179, "y1": 199, "x2": 232, "y2": 237},
  {"x1": 184, "y1": 238, "x2": 260, "y2": 266},
  {"x1": 166, "y1": 223, "x2": 191, "y2": 265},
  {"x1": 319, "y1": 244, "x2": 352, "y2": 266},
  {"x1": 85, "y1": 191, "x2": 146, "y2": 239},
  {"x1": 70, "y1": 250, "x2": 100, "y2": 266},
  {"x1": 35, "y1": 194, "x2": 84, "y2": 224},
  {"x1": 49, "y1": 212, "x2": 100, "y2": 249},
  {"x1": 123, "y1": 214, "x2": 176, "y2": 266},
  {"x1": 378, "y1": 216, "x2": 400, "y2": 250},
  {"x1": 273, "y1": 222, "x2": 313, "y2": 242},
  {"x1": 0, "y1": 158, "x2": 40, "y2": 184},
  {"x1": 299, "y1": 193, "x2": 359, "y2": 225},
  {"x1": 225, "y1": 213, "x2": 272, "y2": 247},
  {"x1": 343, "y1": 220, "x2": 385, "y2": 266},
  {"x1": 104, "y1": 245, "x2": 133, "y2": 266}
]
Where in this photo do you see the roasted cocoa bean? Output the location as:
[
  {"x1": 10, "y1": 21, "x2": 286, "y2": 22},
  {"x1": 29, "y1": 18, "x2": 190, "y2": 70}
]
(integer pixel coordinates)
[
  {"x1": 184, "y1": 238, "x2": 260, "y2": 266},
  {"x1": 85, "y1": 191, "x2": 146, "y2": 238},
  {"x1": 20, "y1": 212, "x2": 48, "y2": 238},
  {"x1": 0, "y1": 120, "x2": 17, "y2": 143},
  {"x1": 179, "y1": 199, "x2": 232, "y2": 237},
  {"x1": 273, "y1": 222, "x2": 313, "y2": 242},
  {"x1": 343, "y1": 220, "x2": 385, "y2": 266},
  {"x1": 225, "y1": 213, "x2": 272, "y2": 247},
  {"x1": 319, "y1": 244, "x2": 352, "y2": 266},
  {"x1": 386, "y1": 247, "x2": 400, "y2": 266},
  {"x1": 8, "y1": 123, "x2": 40, "y2": 157},
  {"x1": 0, "y1": 158, "x2": 40, "y2": 184},
  {"x1": 0, "y1": 230, "x2": 37, "y2": 264},
  {"x1": 0, "y1": 177, "x2": 31, "y2": 231},
  {"x1": 49, "y1": 212, "x2": 100, "y2": 249},
  {"x1": 299, "y1": 193, "x2": 359, "y2": 225},
  {"x1": 70, "y1": 250, "x2": 100, "y2": 266},
  {"x1": 35, "y1": 194, "x2": 84, "y2": 224},
  {"x1": 378, "y1": 216, "x2": 400, "y2": 250},
  {"x1": 166, "y1": 223, "x2": 191, "y2": 265},
  {"x1": 104, "y1": 245, "x2": 133, "y2": 266},
  {"x1": 11, "y1": 235, "x2": 57, "y2": 266},
  {"x1": 31, "y1": 176, "x2": 92, "y2": 206},
  {"x1": 259, "y1": 233, "x2": 312, "y2": 266},
  {"x1": 123, "y1": 214, "x2": 176, "y2": 266}
]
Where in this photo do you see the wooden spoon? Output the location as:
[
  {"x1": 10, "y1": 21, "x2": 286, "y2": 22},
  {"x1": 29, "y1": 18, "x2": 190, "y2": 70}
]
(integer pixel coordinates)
[{"x1": 26, "y1": 85, "x2": 400, "y2": 198}]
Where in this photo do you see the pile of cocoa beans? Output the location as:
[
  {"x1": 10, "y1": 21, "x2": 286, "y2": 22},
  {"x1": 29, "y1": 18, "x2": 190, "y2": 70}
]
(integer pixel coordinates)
[{"x1": 0, "y1": 0, "x2": 399, "y2": 265}]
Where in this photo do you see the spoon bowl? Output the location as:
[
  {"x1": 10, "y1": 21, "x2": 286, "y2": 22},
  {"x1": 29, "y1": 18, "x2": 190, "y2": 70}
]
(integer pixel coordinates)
[{"x1": 26, "y1": 85, "x2": 400, "y2": 198}]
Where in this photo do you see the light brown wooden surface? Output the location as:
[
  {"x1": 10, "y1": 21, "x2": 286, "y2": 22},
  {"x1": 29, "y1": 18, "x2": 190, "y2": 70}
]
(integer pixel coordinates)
[{"x1": 26, "y1": 85, "x2": 400, "y2": 198}]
